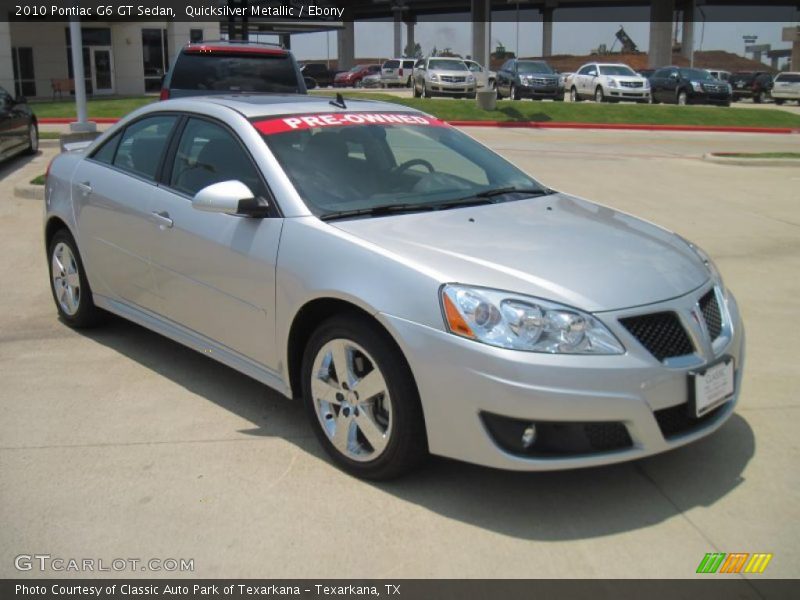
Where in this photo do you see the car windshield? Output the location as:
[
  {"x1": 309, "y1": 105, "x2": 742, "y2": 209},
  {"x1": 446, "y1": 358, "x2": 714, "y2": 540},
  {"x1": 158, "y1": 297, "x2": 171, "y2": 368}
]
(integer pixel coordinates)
[
  {"x1": 258, "y1": 114, "x2": 545, "y2": 219},
  {"x1": 348, "y1": 66, "x2": 363, "y2": 73},
  {"x1": 680, "y1": 68, "x2": 713, "y2": 80},
  {"x1": 599, "y1": 65, "x2": 636, "y2": 76},
  {"x1": 172, "y1": 52, "x2": 301, "y2": 93},
  {"x1": 517, "y1": 62, "x2": 554, "y2": 74},
  {"x1": 429, "y1": 60, "x2": 467, "y2": 71}
]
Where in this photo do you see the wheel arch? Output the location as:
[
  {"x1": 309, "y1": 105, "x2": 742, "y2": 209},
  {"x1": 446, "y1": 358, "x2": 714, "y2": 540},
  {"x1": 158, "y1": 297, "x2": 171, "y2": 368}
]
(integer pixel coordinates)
[
  {"x1": 44, "y1": 215, "x2": 73, "y2": 252},
  {"x1": 285, "y1": 297, "x2": 411, "y2": 401}
]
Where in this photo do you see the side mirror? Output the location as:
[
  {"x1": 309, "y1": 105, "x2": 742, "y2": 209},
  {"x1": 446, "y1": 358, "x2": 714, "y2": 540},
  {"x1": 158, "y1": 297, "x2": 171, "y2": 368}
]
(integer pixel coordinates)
[
  {"x1": 303, "y1": 76, "x2": 318, "y2": 90},
  {"x1": 669, "y1": 72, "x2": 679, "y2": 80},
  {"x1": 192, "y1": 180, "x2": 268, "y2": 217}
]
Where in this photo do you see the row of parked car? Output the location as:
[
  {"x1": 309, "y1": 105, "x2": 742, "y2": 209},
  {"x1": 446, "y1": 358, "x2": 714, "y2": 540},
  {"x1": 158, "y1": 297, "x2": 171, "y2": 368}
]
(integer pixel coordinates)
[{"x1": 303, "y1": 53, "x2": 800, "y2": 108}]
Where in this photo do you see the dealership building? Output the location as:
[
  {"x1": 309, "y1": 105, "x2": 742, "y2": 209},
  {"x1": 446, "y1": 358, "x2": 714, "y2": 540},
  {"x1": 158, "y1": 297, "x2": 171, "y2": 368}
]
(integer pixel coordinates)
[{"x1": 0, "y1": 21, "x2": 219, "y2": 99}]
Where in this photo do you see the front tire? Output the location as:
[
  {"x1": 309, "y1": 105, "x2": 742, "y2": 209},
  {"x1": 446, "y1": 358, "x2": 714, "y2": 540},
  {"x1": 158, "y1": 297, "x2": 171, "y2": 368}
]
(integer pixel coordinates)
[
  {"x1": 510, "y1": 84, "x2": 520, "y2": 100},
  {"x1": 570, "y1": 86, "x2": 581, "y2": 102},
  {"x1": 301, "y1": 314, "x2": 428, "y2": 480},
  {"x1": 595, "y1": 86, "x2": 605, "y2": 103},
  {"x1": 48, "y1": 229, "x2": 103, "y2": 328},
  {"x1": 677, "y1": 90, "x2": 688, "y2": 106},
  {"x1": 25, "y1": 123, "x2": 39, "y2": 155}
]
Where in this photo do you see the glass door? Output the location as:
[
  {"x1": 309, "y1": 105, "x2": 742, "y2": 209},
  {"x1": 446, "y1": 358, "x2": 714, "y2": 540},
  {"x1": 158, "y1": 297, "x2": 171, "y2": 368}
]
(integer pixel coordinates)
[{"x1": 91, "y1": 47, "x2": 115, "y2": 95}]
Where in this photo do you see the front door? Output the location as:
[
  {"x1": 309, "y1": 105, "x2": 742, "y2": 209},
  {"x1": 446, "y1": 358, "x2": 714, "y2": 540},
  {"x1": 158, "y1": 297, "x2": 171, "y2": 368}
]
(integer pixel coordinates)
[
  {"x1": 90, "y1": 47, "x2": 115, "y2": 95},
  {"x1": 149, "y1": 117, "x2": 281, "y2": 368}
]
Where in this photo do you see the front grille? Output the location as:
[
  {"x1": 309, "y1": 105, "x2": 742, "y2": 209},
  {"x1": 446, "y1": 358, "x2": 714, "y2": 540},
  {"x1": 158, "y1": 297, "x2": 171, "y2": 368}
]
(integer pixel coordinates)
[
  {"x1": 699, "y1": 290, "x2": 723, "y2": 341},
  {"x1": 620, "y1": 312, "x2": 695, "y2": 362},
  {"x1": 528, "y1": 77, "x2": 558, "y2": 86},
  {"x1": 440, "y1": 75, "x2": 465, "y2": 83},
  {"x1": 703, "y1": 84, "x2": 727, "y2": 93},
  {"x1": 654, "y1": 402, "x2": 726, "y2": 439},
  {"x1": 620, "y1": 81, "x2": 644, "y2": 88}
]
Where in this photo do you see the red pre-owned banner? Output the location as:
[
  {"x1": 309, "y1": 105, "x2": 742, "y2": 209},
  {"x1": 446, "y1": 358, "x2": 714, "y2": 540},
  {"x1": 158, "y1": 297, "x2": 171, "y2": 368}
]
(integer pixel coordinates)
[{"x1": 253, "y1": 112, "x2": 448, "y2": 135}]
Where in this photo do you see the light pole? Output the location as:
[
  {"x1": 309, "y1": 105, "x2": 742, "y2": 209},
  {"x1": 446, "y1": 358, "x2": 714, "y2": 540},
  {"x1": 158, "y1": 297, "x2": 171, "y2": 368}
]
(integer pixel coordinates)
[{"x1": 68, "y1": 15, "x2": 95, "y2": 134}]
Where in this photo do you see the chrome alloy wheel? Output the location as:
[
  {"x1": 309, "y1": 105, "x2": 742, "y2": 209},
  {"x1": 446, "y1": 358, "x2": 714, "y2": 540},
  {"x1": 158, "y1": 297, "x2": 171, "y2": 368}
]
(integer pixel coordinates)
[
  {"x1": 51, "y1": 242, "x2": 81, "y2": 316},
  {"x1": 310, "y1": 338, "x2": 393, "y2": 462}
]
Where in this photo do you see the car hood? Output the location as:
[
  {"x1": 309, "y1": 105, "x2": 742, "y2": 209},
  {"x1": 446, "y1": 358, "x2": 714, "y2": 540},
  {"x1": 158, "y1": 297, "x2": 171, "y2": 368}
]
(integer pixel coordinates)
[
  {"x1": 330, "y1": 194, "x2": 709, "y2": 312},
  {"x1": 429, "y1": 69, "x2": 470, "y2": 77},
  {"x1": 605, "y1": 75, "x2": 646, "y2": 83}
]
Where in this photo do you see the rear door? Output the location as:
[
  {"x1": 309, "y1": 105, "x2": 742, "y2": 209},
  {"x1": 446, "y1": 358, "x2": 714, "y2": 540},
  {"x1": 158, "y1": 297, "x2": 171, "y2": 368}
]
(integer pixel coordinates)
[
  {"x1": 72, "y1": 114, "x2": 179, "y2": 311},
  {"x1": 148, "y1": 116, "x2": 282, "y2": 367}
]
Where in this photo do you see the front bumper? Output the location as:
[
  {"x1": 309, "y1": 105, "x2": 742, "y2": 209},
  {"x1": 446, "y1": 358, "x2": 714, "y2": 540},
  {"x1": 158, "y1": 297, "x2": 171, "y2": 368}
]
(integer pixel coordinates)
[
  {"x1": 517, "y1": 85, "x2": 564, "y2": 99},
  {"x1": 607, "y1": 87, "x2": 650, "y2": 100},
  {"x1": 428, "y1": 80, "x2": 475, "y2": 95},
  {"x1": 689, "y1": 90, "x2": 732, "y2": 105},
  {"x1": 378, "y1": 284, "x2": 745, "y2": 471}
]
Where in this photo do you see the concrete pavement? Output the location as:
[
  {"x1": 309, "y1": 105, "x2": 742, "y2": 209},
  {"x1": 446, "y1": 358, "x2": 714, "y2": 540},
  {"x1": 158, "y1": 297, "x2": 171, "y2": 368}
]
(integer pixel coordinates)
[{"x1": 0, "y1": 130, "x2": 797, "y2": 582}]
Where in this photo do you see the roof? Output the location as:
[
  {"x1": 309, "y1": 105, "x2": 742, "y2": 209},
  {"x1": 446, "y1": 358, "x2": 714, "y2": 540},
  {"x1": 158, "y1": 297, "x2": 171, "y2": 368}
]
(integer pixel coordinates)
[{"x1": 156, "y1": 94, "x2": 424, "y2": 120}]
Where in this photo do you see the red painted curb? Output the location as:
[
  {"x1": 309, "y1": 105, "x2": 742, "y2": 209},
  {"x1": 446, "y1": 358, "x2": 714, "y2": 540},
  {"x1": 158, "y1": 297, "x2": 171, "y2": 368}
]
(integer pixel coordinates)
[
  {"x1": 39, "y1": 116, "x2": 799, "y2": 135},
  {"x1": 447, "y1": 120, "x2": 799, "y2": 134}
]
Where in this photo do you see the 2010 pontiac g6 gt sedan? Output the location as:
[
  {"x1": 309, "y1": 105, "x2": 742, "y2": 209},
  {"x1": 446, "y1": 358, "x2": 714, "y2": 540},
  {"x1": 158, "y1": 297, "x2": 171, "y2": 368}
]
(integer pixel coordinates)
[{"x1": 44, "y1": 95, "x2": 744, "y2": 479}]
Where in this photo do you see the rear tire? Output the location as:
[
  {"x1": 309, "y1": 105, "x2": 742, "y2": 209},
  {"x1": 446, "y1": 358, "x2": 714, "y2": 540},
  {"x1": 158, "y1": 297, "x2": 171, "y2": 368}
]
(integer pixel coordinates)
[
  {"x1": 301, "y1": 314, "x2": 428, "y2": 480},
  {"x1": 774, "y1": 99, "x2": 784, "y2": 105},
  {"x1": 48, "y1": 229, "x2": 103, "y2": 329}
]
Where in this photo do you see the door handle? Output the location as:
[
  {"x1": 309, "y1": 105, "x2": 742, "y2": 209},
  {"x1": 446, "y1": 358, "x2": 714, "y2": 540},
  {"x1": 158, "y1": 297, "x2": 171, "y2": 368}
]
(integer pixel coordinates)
[
  {"x1": 76, "y1": 181, "x2": 92, "y2": 196},
  {"x1": 150, "y1": 210, "x2": 173, "y2": 229}
]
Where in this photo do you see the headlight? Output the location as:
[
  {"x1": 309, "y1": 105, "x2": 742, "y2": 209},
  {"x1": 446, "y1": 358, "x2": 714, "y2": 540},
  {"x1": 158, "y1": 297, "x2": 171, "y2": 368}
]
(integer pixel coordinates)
[
  {"x1": 440, "y1": 284, "x2": 624, "y2": 355},
  {"x1": 691, "y1": 81, "x2": 703, "y2": 92},
  {"x1": 607, "y1": 78, "x2": 619, "y2": 87},
  {"x1": 429, "y1": 73, "x2": 439, "y2": 82},
  {"x1": 642, "y1": 79, "x2": 650, "y2": 89},
  {"x1": 678, "y1": 237, "x2": 726, "y2": 295},
  {"x1": 466, "y1": 75, "x2": 475, "y2": 83}
]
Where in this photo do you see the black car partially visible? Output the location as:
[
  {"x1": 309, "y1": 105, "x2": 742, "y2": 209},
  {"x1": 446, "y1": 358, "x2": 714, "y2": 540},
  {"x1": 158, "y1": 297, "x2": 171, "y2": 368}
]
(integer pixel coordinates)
[
  {"x1": 650, "y1": 67, "x2": 731, "y2": 106},
  {"x1": 301, "y1": 63, "x2": 338, "y2": 88},
  {"x1": 0, "y1": 86, "x2": 38, "y2": 161},
  {"x1": 729, "y1": 71, "x2": 773, "y2": 103}
]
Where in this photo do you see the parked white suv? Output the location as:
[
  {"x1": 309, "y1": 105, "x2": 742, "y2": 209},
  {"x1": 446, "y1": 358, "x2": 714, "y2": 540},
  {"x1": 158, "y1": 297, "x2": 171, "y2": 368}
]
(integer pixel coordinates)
[
  {"x1": 381, "y1": 58, "x2": 416, "y2": 88},
  {"x1": 570, "y1": 63, "x2": 650, "y2": 103},
  {"x1": 413, "y1": 57, "x2": 476, "y2": 98},
  {"x1": 771, "y1": 72, "x2": 800, "y2": 105}
]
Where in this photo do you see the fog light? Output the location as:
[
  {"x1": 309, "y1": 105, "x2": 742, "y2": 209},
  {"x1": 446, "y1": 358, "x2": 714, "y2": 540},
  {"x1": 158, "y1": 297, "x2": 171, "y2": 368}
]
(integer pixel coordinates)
[{"x1": 521, "y1": 424, "x2": 537, "y2": 448}]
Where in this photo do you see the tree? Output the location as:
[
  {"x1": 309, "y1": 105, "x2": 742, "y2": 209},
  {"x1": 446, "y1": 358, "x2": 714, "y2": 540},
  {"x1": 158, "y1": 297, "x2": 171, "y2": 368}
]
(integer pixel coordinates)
[{"x1": 404, "y1": 42, "x2": 423, "y2": 58}]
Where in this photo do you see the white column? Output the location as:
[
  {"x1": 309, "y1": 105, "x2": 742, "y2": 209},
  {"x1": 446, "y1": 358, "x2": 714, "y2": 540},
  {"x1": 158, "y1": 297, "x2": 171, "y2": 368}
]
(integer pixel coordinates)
[
  {"x1": 681, "y1": 0, "x2": 695, "y2": 62},
  {"x1": 167, "y1": 22, "x2": 191, "y2": 69},
  {"x1": 542, "y1": 8, "x2": 554, "y2": 57},
  {"x1": 393, "y1": 11, "x2": 402, "y2": 58},
  {"x1": 69, "y1": 19, "x2": 95, "y2": 132},
  {"x1": 405, "y1": 21, "x2": 415, "y2": 57}
]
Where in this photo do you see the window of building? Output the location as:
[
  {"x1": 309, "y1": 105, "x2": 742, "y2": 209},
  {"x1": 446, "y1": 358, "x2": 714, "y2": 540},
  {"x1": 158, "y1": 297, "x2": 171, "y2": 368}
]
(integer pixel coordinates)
[
  {"x1": 142, "y1": 29, "x2": 170, "y2": 93},
  {"x1": 190, "y1": 29, "x2": 204, "y2": 43},
  {"x1": 12, "y1": 47, "x2": 36, "y2": 98}
]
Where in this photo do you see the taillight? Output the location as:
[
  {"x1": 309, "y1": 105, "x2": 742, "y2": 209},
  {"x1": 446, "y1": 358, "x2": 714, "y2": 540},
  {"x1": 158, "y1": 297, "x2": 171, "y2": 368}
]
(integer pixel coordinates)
[
  {"x1": 159, "y1": 88, "x2": 170, "y2": 101},
  {"x1": 399, "y1": 67, "x2": 404, "y2": 77}
]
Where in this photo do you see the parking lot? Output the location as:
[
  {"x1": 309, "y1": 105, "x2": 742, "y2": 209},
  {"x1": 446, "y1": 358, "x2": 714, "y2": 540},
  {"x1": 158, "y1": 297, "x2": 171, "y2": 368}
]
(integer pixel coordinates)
[{"x1": 1, "y1": 128, "x2": 798, "y2": 582}]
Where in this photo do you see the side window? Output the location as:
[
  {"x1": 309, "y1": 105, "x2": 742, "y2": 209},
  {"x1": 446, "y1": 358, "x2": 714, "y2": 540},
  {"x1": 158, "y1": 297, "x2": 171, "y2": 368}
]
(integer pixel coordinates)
[
  {"x1": 587, "y1": 66, "x2": 598, "y2": 76},
  {"x1": 91, "y1": 131, "x2": 122, "y2": 165},
  {"x1": 578, "y1": 66, "x2": 591, "y2": 76},
  {"x1": 500, "y1": 60, "x2": 512, "y2": 71},
  {"x1": 169, "y1": 118, "x2": 265, "y2": 198},
  {"x1": 113, "y1": 115, "x2": 178, "y2": 180},
  {"x1": 468, "y1": 63, "x2": 482, "y2": 73}
]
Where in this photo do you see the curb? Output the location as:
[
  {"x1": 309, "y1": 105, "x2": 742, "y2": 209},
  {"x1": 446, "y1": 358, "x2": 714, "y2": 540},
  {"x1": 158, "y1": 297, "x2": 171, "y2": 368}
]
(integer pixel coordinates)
[
  {"x1": 447, "y1": 121, "x2": 800, "y2": 134},
  {"x1": 38, "y1": 117, "x2": 799, "y2": 135},
  {"x1": 14, "y1": 183, "x2": 43, "y2": 200},
  {"x1": 703, "y1": 153, "x2": 800, "y2": 167}
]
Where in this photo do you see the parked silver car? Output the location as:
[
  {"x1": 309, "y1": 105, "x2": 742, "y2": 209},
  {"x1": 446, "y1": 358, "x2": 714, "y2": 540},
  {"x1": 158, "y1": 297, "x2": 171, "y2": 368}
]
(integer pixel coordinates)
[
  {"x1": 45, "y1": 95, "x2": 744, "y2": 479},
  {"x1": 413, "y1": 57, "x2": 476, "y2": 98}
]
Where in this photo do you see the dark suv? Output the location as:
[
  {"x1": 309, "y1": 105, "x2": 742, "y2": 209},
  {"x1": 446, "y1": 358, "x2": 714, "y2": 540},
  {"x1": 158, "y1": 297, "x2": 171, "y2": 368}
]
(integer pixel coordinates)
[
  {"x1": 301, "y1": 63, "x2": 338, "y2": 88},
  {"x1": 650, "y1": 67, "x2": 732, "y2": 106},
  {"x1": 729, "y1": 71, "x2": 773, "y2": 103},
  {"x1": 160, "y1": 41, "x2": 306, "y2": 100},
  {"x1": 496, "y1": 59, "x2": 563, "y2": 101}
]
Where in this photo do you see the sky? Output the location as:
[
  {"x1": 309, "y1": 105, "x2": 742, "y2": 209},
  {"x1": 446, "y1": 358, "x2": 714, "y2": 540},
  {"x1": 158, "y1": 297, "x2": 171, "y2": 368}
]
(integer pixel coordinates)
[{"x1": 253, "y1": 6, "x2": 799, "y2": 67}]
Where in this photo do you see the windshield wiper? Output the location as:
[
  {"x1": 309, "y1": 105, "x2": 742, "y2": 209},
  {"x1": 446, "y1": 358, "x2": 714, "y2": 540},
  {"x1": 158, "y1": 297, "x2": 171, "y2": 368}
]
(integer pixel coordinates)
[
  {"x1": 474, "y1": 186, "x2": 553, "y2": 199},
  {"x1": 320, "y1": 203, "x2": 438, "y2": 221}
]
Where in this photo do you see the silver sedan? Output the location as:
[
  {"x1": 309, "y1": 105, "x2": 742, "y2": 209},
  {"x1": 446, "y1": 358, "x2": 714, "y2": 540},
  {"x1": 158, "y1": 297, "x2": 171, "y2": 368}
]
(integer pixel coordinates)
[{"x1": 44, "y1": 95, "x2": 744, "y2": 479}]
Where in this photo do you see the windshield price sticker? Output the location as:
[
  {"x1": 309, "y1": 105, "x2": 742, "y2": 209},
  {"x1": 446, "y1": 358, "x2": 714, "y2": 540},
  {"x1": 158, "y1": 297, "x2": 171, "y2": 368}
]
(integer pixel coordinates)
[{"x1": 254, "y1": 113, "x2": 447, "y2": 135}]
